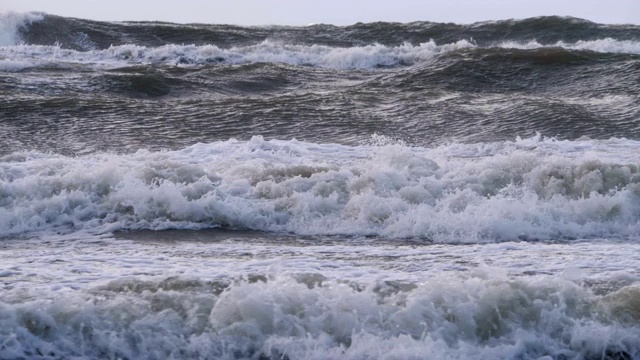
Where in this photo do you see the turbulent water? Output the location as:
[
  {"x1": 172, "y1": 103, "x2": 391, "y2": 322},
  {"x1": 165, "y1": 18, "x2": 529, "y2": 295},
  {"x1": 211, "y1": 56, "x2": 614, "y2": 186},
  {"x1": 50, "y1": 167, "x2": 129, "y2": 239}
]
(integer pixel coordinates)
[{"x1": 2, "y1": 12, "x2": 640, "y2": 359}]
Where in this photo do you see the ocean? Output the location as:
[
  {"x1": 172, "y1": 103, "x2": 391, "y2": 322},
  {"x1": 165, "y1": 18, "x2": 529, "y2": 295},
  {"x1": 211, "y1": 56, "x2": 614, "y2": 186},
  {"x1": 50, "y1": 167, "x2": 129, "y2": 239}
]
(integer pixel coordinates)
[{"x1": 1, "y1": 12, "x2": 640, "y2": 359}]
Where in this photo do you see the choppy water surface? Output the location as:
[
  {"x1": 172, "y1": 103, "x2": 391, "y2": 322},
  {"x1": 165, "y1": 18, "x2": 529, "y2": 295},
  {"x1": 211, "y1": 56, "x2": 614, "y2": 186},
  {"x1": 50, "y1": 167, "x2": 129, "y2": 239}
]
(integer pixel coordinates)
[{"x1": 1, "y1": 12, "x2": 640, "y2": 359}]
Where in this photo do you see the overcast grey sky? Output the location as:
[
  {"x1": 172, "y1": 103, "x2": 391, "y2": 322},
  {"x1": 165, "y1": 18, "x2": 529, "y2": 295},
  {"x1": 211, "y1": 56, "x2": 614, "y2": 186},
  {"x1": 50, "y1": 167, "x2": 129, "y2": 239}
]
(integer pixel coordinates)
[{"x1": 1, "y1": 0, "x2": 638, "y2": 25}]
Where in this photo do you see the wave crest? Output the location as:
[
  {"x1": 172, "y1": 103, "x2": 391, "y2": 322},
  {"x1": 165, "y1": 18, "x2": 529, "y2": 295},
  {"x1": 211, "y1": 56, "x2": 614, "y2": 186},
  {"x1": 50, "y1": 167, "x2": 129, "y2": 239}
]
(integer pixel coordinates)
[
  {"x1": 0, "y1": 39, "x2": 476, "y2": 70},
  {"x1": 2, "y1": 38, "x2": 640, "y2": 72}
]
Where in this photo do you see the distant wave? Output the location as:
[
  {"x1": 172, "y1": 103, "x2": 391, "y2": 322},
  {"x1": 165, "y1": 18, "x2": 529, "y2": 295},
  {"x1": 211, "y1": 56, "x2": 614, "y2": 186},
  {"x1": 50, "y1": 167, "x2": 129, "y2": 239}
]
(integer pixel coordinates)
[
  {"x1": 2, "y1": 38, "x2": 640, "y2": 71},
  {"x1": 2, "y1": 13, "x2": 639, "y2": 155},
  {"x1": 3, "y1": 12, "x2": 639, "y2": 70},
  {"x1": 499, "y1": 38, "x2": 640, "y2": 54},
  {"x1": 6, "y1": 12, "x2": 640, "y2": 50},
  {"x1": 0, "y1": 40, "x2": 476, "y2": 70}
]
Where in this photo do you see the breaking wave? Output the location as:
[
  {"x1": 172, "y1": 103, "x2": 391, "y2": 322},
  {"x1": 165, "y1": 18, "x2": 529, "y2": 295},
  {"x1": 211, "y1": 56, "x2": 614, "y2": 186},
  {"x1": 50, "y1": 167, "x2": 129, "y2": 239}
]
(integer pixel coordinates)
[
  {"x1": 2, "y1": 38, "x2": 640, "y2": 71},
  {"x1": 1, "y1": 272, "x2": 640, "y2": 359},
  {"x1": 2, "y1": 135, "x2": 640, "y2": 242}
]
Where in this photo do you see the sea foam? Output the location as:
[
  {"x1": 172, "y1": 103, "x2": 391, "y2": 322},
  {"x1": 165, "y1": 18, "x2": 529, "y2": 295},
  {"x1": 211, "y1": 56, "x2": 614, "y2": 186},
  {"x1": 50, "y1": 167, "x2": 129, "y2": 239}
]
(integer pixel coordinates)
[
  {"x1": 499, "y1": 38, "x2": 640, "y2": 54},
  {"x1": 2, "y1": 37, "x2": 639, "y2": 71},
  {"x1": 2, "y1": 135, "x2": 640, "y2": 242},
  {"x1": 1, "y1": 271, "x2": 639, "y2": 359},
  {"x1": 0, "y1": 39, "x2": 475, "y2": 70}
]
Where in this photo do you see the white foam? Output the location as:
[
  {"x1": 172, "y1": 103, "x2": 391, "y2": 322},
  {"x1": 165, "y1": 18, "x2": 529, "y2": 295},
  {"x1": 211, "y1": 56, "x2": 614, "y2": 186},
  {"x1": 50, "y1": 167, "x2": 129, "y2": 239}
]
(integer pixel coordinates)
[
  {"x1": 2, "y1": 135, "x2": 640, "y2": 242},
  {"x1": 499, "y1": 38, "x2": 640, "y2": 54},
  {"x1": 0, "y1": 12, "x2": 43, "y2": 46},
  {"x1": 0, "y1": 39, "x2": 475, "y2": 70},
  {"x1": 1, "y1": 209, "x2": 639, "y2": 359},
  {"x1": 0, "y1": 58, "x2": 34, "y2": 71},
  {"x1": 1, "y1": 37, "x2": 639, "y2": 71},
  {"x1": 0, "y1": 270, "x2": 639, "y2": 359}
]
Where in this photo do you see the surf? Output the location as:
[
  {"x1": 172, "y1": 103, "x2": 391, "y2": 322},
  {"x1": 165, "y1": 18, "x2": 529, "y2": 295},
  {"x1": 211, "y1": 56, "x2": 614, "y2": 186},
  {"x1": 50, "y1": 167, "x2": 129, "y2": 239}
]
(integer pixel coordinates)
[{"x1": 2, "y1": 135, "x2": 640, "y2": 242}]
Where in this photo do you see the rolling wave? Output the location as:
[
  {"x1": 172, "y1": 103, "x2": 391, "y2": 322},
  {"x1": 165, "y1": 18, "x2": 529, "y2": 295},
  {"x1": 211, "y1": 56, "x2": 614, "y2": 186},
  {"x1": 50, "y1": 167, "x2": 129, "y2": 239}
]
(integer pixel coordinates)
[
  {"x1": 9, "y1": 13, "x2": 640, "y2": 51},
  {"x1": 1, "y1": 41, "x2": 638, "y2": 155},
  {"x1": 0, "y1": 40, "x2": 475, "y2": 70},
  {"x1": 2, "y1": 38, "x2": 640, "y2": 72}
]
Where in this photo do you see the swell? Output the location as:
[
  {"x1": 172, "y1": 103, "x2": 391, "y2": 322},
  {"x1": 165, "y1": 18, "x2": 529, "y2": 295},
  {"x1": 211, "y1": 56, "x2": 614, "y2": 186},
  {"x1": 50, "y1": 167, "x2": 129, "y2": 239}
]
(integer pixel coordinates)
[
  {"x1": 1, "y1": 45, "x2": 638, "y2": 154},
  {"x1": 2, "y1": 13, "x2": 640, "y2": 186},
  {"x1": 13, "y1": 13, "x2": 640, "y2": 50}
]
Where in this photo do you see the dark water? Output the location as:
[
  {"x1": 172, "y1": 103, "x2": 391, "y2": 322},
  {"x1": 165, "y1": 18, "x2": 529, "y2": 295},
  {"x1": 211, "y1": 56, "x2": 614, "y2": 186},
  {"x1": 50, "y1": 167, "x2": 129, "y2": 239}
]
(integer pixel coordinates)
[{"x1": 1, "y1": 14, "x2": 639, "y2": 155}]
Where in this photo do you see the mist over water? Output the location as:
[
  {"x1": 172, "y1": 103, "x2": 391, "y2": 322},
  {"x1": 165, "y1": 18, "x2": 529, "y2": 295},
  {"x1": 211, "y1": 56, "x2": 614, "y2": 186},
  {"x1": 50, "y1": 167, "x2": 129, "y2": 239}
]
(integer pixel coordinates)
[{"x1": 1, "y1": 12, "x2": 640, "y2": 359}]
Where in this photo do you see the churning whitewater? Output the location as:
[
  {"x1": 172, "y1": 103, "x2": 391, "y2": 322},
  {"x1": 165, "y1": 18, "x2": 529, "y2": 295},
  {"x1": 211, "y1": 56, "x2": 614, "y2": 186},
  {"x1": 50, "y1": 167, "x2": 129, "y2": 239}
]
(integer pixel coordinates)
[
  {"x1": 1, "y1": 12, "x2": 640, "y2": 360},
  {"x1": 3, "y1": 135, "x2": 640, "y2": 242}
]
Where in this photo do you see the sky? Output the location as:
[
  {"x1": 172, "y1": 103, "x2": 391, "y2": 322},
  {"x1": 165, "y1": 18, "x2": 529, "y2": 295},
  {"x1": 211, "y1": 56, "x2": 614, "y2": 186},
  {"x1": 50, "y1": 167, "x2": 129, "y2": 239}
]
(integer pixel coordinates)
[{"x1": 1, "y1": 0, "x2": 639, "y2": 26}]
